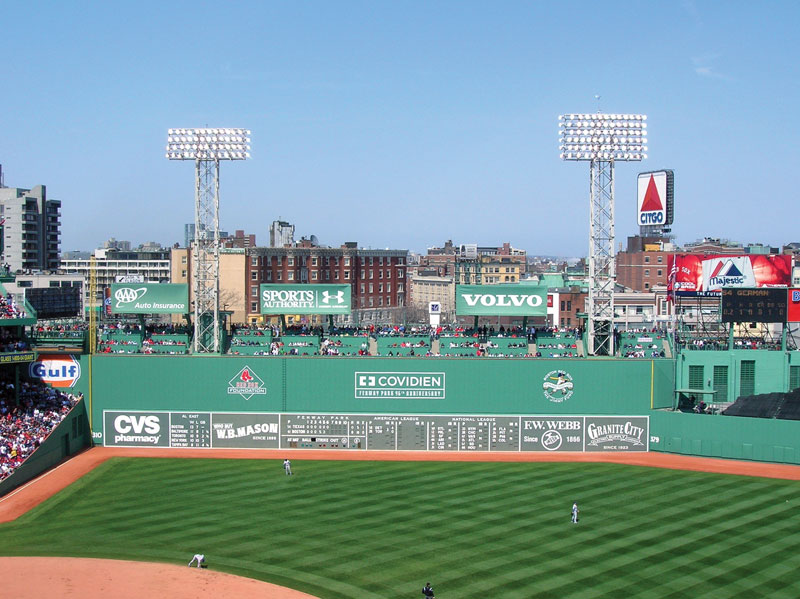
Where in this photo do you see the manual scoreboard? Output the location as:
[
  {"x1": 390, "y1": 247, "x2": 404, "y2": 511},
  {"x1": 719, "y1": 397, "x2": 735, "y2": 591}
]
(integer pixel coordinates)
[{"x1": 103, "y1": 411, "x2": 649, "y2": 453}]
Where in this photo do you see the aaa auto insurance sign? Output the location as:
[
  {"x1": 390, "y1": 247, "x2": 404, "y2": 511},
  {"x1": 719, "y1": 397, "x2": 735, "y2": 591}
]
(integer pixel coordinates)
[
  {"x1": 260, "y1": 284, "x2": 351, "y2": 315},
  {"x1": 637, "y1": 170, "x2": 673, "y2": 226},
  {"x1": 455, "y1": 284, "x2": 547, "y2": 316}
]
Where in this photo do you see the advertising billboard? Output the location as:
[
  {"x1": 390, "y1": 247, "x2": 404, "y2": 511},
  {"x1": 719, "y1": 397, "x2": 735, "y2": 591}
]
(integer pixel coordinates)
[
  {"x1": 787, "y1": 289, "x2": 800, "y2": 323},
  {"x1": 260, "y1": 284, "x2": 351, "y2": 315},
  {"x1": 455, "y1": 284, "x2": 547, "y2": 316},
  {"x1": 721, "y1": 288, "x2": 787, "y2": 323},
  {"x1": 110, "y1": 283, "x2": 189, "y2": 314},
  {"x1": 637, "y1": 170, "x2": 674, "y2": 227},
  {"x1": 667, "y1": 254, "x2": 791, "y2": 297}
]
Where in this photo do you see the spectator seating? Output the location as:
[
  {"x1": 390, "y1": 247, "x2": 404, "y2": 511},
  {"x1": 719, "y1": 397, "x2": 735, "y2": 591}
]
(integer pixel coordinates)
[
  {"x1": 279, "y1": 335, "x2": 320, "y2": 356},
  {"x1": 439, "y1": 335, "x2": 482, "y2": 357},
  {"x1": 320, "y1": 335, "x2": 369, "y2": 356},
  {"x1": 143, "y1": 333, "x2": 190, "y2": 355},
  {"x1": 485, "y1": 337, "x2": 530, "y2": 357},
  {"x1": 619, "y1": 332, "x2": 667, "y2": 358},
  {"x1": 99, "y1": 330, "x2": 143, "y2": 354},
  {"x1": 376, "y1": 335, "x2": 429, "y2": 357},
  {"x1": 229, "y1": 330, "x2": 274, "y2": 355},
  {"x1": 0, "y1": 381, "x2": 81, "y2": 482},
  {"x1": 534, "y1": 331, "x2": 580, "y2": 358}
]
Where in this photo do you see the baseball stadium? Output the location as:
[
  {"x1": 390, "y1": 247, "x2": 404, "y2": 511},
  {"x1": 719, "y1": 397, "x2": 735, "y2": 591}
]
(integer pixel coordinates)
[{"x1": 0, "y1": 268, "x2": 798, "y2": 599}]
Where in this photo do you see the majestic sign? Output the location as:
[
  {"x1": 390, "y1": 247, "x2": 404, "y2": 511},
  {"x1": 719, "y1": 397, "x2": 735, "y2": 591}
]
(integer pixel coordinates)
[
  {"x1": 721, "y1": 288, "x2": 787, "y2": 323},
  {"x1": 637, "y1": 170, "x2": 674, "y2": 227},
  {"x1": 455, "y1": 284, "x2": 547, "y2": 316},
  {"x1": 29, "y1": 354, "x2": 81, "y2": 388},
  {"x1": 110, "y1": 283, "x2": 189, "y2": 314},
  {"x1": 668, "y1": 254, "x2": 791, "y2": 297},
  {"x1": 260, "y1": 284, "x2": 351, "y2": 315},
  {"x1": 355, "y1": 372, "x2": 446, "y2": 399}
]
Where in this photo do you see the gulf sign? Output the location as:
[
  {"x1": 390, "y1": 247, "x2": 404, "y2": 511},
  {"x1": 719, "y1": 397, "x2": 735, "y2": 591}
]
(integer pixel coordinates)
[
  {"x1": 29, "y1": 354, "x2": 81, "y2": 388},
  {"x1": 637, "y1": 170, "x2": 673, "y2": 226}
]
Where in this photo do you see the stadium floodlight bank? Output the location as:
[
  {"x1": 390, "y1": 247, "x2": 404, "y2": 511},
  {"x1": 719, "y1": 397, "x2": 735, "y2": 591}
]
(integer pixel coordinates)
[
  {"x1": 166, "y1": 127, "x2": 251, "y2": 354},
  {"x1": 166, "y1": 128, "x2": 251, "y2": 161},
  {"x1": 559, "y1": 112, "x2": 648, "y2": 357},
  {"x1": 559, "y1": 114, "x2": 647, "y2": 161}
]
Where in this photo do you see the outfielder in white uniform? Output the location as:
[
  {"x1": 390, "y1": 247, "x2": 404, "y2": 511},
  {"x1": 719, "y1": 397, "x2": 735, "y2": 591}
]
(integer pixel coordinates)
[
  {"x1": 283, "y1": 459, "x2": 293, "y2": 475},
  {"x1": 188, "y1": 553, "x2": 205, "y2": 567},
  {"x1": 571, "y1": 502, "x2": 579, "y2": 523}
]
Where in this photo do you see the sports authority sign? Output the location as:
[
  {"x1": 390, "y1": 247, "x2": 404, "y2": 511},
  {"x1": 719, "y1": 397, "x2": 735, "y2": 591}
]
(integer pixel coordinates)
[
  {"x1": 355, "y1": 371, "x2": 446, "y2": 399},
  {"x1": 455, "y1": 284, "x2": 547, "y2": 316},
  {"x1": 110, "y1": 283, "x2": 189, "y2": 314},
  {"x1": 637, "y1": 170, "x2": 674, "y2": 227},
  {"x1": 668, "y1": 254, "x2": 791, "y2": 297},
  {"x1": 260, "y1": 284, "x2": 351, "y2": 314}
]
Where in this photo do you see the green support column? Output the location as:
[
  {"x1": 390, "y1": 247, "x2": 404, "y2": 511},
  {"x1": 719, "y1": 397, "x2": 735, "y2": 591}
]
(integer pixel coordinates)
[
  {"x1": 728, "y1": 324, "x2": 734, "y2": 351},
  {"x1": 782, "y1": 323, "x2": 787, "y2": 352}
]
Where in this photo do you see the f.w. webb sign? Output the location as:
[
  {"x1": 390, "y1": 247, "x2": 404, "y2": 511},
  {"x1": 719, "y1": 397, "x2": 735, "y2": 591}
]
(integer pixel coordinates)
[{"x1": 455, "y1": 284, "x2": 547, "y2": 316}]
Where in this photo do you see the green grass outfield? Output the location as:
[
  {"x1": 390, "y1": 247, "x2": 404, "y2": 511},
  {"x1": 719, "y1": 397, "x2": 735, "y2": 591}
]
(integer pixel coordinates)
[{"x1": 0, "y1": 458, "x2": 799, "y2": 598}]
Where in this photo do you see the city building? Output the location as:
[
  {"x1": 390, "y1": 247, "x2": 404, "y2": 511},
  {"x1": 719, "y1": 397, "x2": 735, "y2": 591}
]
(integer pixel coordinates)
[
  {"x1": 270, "y1": 220, "x2": 295, "y2": 247},
  {"x1": 0, "y1": 184, "x2": 61, "y2": 272},
  {"x1": 61, "y1": 247, "x2": 172, "y2": 309}
]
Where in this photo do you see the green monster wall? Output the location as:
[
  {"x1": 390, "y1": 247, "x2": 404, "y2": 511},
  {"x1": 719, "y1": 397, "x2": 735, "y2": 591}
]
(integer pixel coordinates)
[{"x1": 83, "y1": 355, "x2": 675, "y2": 443}]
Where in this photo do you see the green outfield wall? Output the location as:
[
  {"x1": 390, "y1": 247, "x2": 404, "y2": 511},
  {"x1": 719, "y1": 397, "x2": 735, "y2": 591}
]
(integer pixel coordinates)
[
  {"x1": 82, "y1": 355, "x2": 675, "y2": 443},
  {"x1": 648, "y1": 410, "x2": 800, "y2": 464},
  {"x1": 0, "y1": 399, "x2": 92, "y2": 496}
]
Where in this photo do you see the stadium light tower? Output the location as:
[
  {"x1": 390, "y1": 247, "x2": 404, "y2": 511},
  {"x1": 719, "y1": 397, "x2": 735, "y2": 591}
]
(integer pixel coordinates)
[
  {"x1": 166, "y1": 128, "x2": 251, "y2": 353},
  {"x1": 559, "y1": 113, "x2": 647, "y2": 356}
]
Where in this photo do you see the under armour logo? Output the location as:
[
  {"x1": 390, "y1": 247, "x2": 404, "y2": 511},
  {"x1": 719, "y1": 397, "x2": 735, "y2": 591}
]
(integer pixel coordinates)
[
  {"x1": 114, "y1": 287, "x2": 147, "y2": 304},
  {"x1": 321, "y1": 290, "x2": 345, "y2": 304}
]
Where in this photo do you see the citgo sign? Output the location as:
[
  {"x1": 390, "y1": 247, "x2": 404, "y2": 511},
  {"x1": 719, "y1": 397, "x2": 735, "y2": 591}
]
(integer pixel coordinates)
[{"x1": 29, "y1": 354, "x2": 81, "y2": 388}]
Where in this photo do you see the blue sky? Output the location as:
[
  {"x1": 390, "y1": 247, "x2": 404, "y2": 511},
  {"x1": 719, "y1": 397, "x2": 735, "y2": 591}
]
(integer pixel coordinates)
[{"x1": 2, "y1": 1, "x2": 798, "y2": 256}]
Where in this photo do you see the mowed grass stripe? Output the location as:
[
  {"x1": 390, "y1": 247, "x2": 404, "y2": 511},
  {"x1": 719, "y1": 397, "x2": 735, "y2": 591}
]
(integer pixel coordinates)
[{"x1": 0, "y1": 458, "x2": 798, "y2": 599}]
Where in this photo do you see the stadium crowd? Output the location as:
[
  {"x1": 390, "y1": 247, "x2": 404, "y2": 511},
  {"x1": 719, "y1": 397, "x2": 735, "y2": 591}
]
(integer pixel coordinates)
[{"x1": 0, "y1": 379, "x2": 81, "y2": 482}]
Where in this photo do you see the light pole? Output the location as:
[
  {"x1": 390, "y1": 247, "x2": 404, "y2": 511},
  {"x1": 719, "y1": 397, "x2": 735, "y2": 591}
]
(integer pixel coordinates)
[
  {"x1": 559, "y1": 113, "x2": 647, "y2": 356},
  {"x1": 166, "y1": 128, "x2": 250, "y2": 353}
]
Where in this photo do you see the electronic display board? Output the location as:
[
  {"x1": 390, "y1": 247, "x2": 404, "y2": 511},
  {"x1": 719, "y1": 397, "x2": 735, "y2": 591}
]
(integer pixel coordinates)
[
  {"x1": 721, "y1": 288, "x2": 787, "y2": 323},
  {"x1": 103, "y1": 411, "x2": 648, "y2": 453}
]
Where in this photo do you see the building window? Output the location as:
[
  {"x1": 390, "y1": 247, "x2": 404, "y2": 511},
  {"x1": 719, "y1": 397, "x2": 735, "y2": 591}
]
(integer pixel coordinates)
[
  {"x1": 311, "y1": 271, "x2": 318, "y2": 280},
  {"x1": 386, "y1": 296, "x2": 391, "y2": 306},
  {"x1": 288, "y1": 272, "x2": 294, "y2": 281},
  {"x1": 657, "y1": 255, "x2": 663, "y2": 263},
  {"x1": 251, "y1": 271, "x2": 258, "y2": 281},
  {"x1": 251, "y1": 301, "x2": 258, "y2": 312},
  {"x1": 369, "y1": 283, "x2": 374, "y2": 293},
  {"x1": 251, "y1": 287, "x2": 258, "y2": 297},
  {"x1": 379, "y1": 256, "x2": 384, "y2": 265},
  {"x1": 369, "y1": 297, "x2": 374, "y2": 307},
  {"x1": 251, "y1": 256, "x2": 258, "y2": 266},
  {"x1": 644, "y1": 283, "x2": 650, "y2": 289},
  {"x1": 361, "y1": 270, "x2": 366, "y2": 279},
  {"x1": 386, "y1": 282, "x2": 391, "y2": 292},
  {"x1": 561, "y1": 301, "x2": 565, "y2": 310},
  {"x1": 325, "y1": 271, "x2": 330, "y2": 281},
  {"x1": 644, "y1": 269, "x2": 650, "y2": 276},
  {"x1": 312, "y1": 257, "x2": 318, "y2": 266},
  {"x1": 267, "y1": 271, "x2": 272, "y2": 281},
  {"x1": 334, "y1": 271, "x2": 339, "y2": 280},
  {"x1": 398, "y1": 269, "x2": 404, "y2": 278},
  {"x1": 567, "y1": 300, "x2": 571, "y2": 311},
  {"x1": 369, "y1": 271, "x2": 373, "y2": 280},
  {"x1": 360, "y1": 284, "x2": 365, "y2": 294},
  {"x1": 644, "y1": 256, "x2": 650, "y2": 263},
  {"x1": 345, "y1": 271, "x2": 350, "y2": 280},
  {"x1": 398, "y1": 283, "x2": 404, "y2": 292},
  {"x1": 378, "y1": 283, "x2": 383, "y2": 293},
  {"x1": 379, "y1": 296, "x2": 383, "y2": 306},
  {"x1": 657, "y1": 269, "x2": 663, "y2": 276},
  {"x1": 277, "y1": 272, "x2": 282, "y2": 281},
  {"x1": 182, "y1": 255, "x2": 188, "y2": 264},
  {"x1": 181, "y1": 270, "x2": 187, "y2": 278},
  {"x1": 379, "y1": 270, "x2": 383, "y2": 279},
  {"x1": 369, "y1": 257, "x2": 374, "y2": 266},
  {"x1": 345, "y1": 257, "x2": 350, "y2": 266}
]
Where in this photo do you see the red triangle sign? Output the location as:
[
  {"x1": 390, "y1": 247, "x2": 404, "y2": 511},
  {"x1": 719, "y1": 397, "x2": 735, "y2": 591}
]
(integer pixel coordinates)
[{"x1": 641, "y1": 175, "x2": 663, "y2": 211}]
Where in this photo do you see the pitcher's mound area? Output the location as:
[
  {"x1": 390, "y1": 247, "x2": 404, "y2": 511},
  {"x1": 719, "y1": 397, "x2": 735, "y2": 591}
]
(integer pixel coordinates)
[{"x1": 0, "y1": 557, "x2": 320, "y2": 599}]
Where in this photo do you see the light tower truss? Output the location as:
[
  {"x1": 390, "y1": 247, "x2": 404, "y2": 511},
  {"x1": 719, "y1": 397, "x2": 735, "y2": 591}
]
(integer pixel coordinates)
[
  {"x1": 166, "y1": 128, "x2": 250, "y2": 353},
  {"x1": 559, "y1": 113, "x2": 647, "y2": 356}
]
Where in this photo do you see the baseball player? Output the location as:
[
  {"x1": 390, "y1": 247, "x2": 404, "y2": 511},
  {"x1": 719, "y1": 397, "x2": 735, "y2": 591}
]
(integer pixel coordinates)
[
  {"x1": 422, "y1": 582, "x2": 435, "y2": 598},
  {"x1": 188, "y1": 553, "x2": 205, "y2": 568},
  {"x1": 283, "y1": 458, "x2": 293, "y2": 476},
  {"x1": 571, "y1": 502, "x2": 579, "y2": 524}
]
